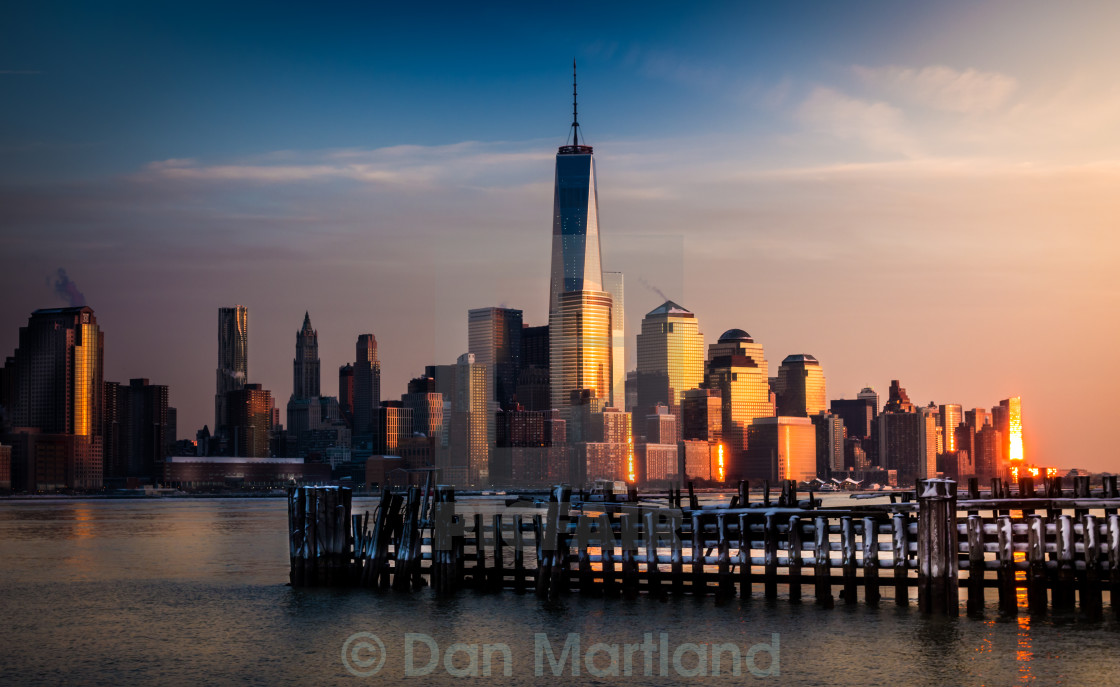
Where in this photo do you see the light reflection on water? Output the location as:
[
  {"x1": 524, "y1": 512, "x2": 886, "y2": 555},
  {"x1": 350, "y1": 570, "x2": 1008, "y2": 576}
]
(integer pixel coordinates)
[{"x1": 0, "y1": 497, "x2": 1117, "y2": 686}]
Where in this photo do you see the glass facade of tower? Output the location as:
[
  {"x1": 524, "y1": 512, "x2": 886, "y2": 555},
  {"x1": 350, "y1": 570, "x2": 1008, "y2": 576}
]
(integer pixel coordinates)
[
  {"x1": 549, "y1": 152, "x2": 603, "y2": 313},
  {"x1": 549, "y1": 291, "x2": 613, "y2": 415},
  {"x1": 705, "y1": 330, "x2": 775, "y2": 479},
  {"x1": 776, "y1": 354, "x2": 826, "y2": 417},
  {"x1": 635, "y1": 301, "x2": 705, "y2": 417},
  {"x1": 939, "y1": 403, "x2": 962, "y2": 452},
  {"x1": 602, "y1": 271, "x2": 625, "y2": 409},
  {"x1": 467, "y1": 307, "x2": 522, "y2": 410}
]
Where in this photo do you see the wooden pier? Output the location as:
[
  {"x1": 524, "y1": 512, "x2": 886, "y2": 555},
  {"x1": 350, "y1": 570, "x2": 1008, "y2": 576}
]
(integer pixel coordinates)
[{"x1": 287, "y1": 476, "x2": 1120, "y2": 618}]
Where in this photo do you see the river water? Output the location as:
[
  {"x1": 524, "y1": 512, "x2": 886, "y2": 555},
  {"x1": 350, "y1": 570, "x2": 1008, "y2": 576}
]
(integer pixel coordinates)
[{"x1": 1, "y1": 497, "x2": 1117, "y2": 686}]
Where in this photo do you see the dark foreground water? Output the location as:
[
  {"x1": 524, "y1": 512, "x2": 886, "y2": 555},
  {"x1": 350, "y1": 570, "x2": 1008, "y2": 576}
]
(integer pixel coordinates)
[{"x1": 1, "y1": 498, "x2": 1118, "y2": 686}]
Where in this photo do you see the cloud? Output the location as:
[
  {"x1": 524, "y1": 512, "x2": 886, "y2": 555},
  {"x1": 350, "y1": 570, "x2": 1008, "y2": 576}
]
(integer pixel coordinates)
[
  {"x1": 138, "y1": 143, "x2": 553, "y2": 188},
  {"x1": 795, "y1": 87, "x2": 919, "y2": 156},
  {"x1": 0, "y1": 70, "x2": 42, "y2": 75},
  {"x1": 854, "y1": 65, "x2": 1018, "y2": 114}
]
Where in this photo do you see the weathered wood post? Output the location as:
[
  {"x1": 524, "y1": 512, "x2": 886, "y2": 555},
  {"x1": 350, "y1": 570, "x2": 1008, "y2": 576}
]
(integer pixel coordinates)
[
  {"x1": 763, "y1": 512, "x2": 778, "y2": 599},
  {"x1": 288, "y1": 487, "x2": 305, "y2": 587},
  {"x1": 513, "y1": 514, "x2": 526, "y2": 593},
  {"x1": 893, "y1": 512, "x2": 909, "y2": 606},
  {"x1": 966, "y1": 515, "x2": 985, "y2": 615},
  {"x1": 788, "y1": 515, "x2": 803, "y2": 602},
  {"x1": 917, "y1": 478, "x2": 958, "y2": 615},
  {"x1": 738, "y1": 513, "x2": 752, "y2": 600},
  {"x1": 996, "y1": 515, "x2": 1017, "y2": 616},
  {"x1": 717, "y1": 513, "x2": 733, "y2": 599},
  {"x1": 815, "y1": 515, "x2": 833, "y2": 608},
  {"x1": 432, "y1": 485, "x2": 458, "y2": 595},
  {"x1": 841, "y1": 516, "x2": 857, "y2": 604},
  {"x1": 1081, "y1": 514, "x2": 1102, "y2": 620},
  {"x1": 1054, "y1": 514, "x2": 1076, "y2": 611},
  {"x1": 490, "y1": 513, "x2": 505, "y2": 592},
  {"x1": 1109, "y1": 514, "x2": 1120, "y2": 618},
  {"x1": 691, "y1": 511, "x2": 706, "y2": 596},
  {"x1": 738, "y1": 480, "x2": 749, "y2": 508},
  {"x1": 863, "y1": 516, "x2": 880, "y2": 605},
  {"x1": 1027, "y1": 515, "x2": 1048, "y2": 613}
]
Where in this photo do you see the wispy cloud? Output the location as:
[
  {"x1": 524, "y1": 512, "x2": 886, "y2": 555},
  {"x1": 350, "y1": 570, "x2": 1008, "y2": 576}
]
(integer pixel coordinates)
[
  {"x1": 853, "y1": 65, "x2": 1018, "y2": 114},
  {"x1": 0, "y1": 70, "x2": 42, "y2": 75},
  {"x1": 795, "y1": 87, "x2": 920, "y2": 157}
]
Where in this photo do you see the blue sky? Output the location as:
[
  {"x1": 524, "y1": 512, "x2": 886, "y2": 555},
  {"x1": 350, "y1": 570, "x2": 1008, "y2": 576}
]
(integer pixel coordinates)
[{"x1": 3, "y1": 1, "x2": 1119, "y2": 470}]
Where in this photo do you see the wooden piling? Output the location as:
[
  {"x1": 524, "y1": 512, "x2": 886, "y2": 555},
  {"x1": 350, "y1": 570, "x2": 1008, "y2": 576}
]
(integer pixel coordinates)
[
  {"x1": 1108, "y1": 514, "x2": 1120, "y2": 618},
  {"x1": 788, "y1": 515, "x2": 803, "y2": 602},
  {"x1": 966, "y1": 515, "x2": 984, "y2": 615},
  {"x1": 1054, "y1": 514, "x2": 1076, "y2": 611},
  {"x1": 764, "y1": 512, "x2": 778, "y2": 599},
  {"x1": 841, "y1": 516, "x2": 857, "y2": 604},
  {"x1": 738, "y1": 513, "x2": 752, "y2": 600},
  {"x1": 1027, "y1": 515, "x2": 1047, "y2": 613},
  {"x1": 1081, "y1": 514, "x2": 1102, "y2": 620},
  {"x1": 917, "y1": 479, "x2": 958, "y2": 615},
  {"x1": 691, "y1": 512, "x2": 706, "y2": 596},
  {"x1": 815, "y1": 515, "x2": 833, "y2": 608},
  {"x1": 863, "y1": 516, "x2": 880, "y2": 605},
  {"x1": 893, "y1": 512, "x2": 908, "y2": 606},
  {"x1": 996, "y1": 515, "x2": 1017, "y2": 616},
  {"x1": 513, "y1": 514, "x2": 525, "y2": 593},
  {"x1": 717, "y1": 513, "x2": 733, "y2": 599}
]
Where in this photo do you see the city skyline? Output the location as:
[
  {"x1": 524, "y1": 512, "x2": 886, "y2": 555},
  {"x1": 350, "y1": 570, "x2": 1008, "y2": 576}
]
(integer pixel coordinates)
[{"x1": 3, "y1": 3, "x2": 1119, "y2": 471}]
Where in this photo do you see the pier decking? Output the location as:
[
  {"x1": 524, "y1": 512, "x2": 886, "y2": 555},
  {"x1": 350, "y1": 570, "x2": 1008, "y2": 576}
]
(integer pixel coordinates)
[{"x1": 287, "y1": 475, "x2": 1120, "y2": 618}]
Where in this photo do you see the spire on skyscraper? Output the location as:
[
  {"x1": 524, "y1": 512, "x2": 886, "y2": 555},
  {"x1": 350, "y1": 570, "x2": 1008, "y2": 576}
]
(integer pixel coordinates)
[{"x1": 571, "y1": 58, "x2": 580, "y2": 146}]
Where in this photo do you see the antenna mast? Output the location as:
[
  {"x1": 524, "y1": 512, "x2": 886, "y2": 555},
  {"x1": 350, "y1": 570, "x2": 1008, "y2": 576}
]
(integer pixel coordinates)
[{"x1": 572, "y1": 59, "x2": 579, "y2": 146}]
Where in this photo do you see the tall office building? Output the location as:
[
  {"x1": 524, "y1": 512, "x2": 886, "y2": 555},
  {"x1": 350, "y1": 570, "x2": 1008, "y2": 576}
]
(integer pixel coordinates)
[
  {"x1": 938, "y1": 404, "x2": 962, "y2": 453},
  {"x1": 635, "y1": 300, "x2": 705, "y2": 420},
  {"x1": 550, "y1": 291, "x2": 613, "y2": 417},
  {"x1": 353, "y1": 334, "x2": 381, "y2": 439},
  {"x1": 602, "y1": 271, "x2": 625, "y2": 409},
  {"x1": 103, "y1": 378, "x2": 169, "y2": 482},
  {"x1": 287, "y1": 313, "x2": 324, "y2": 449},
  {"x1": 830, "y1": 396, "x2": 875, "y2": 440},
  {"x1": 879, "y1": 404, "x2": 937, "y2": 486},
  {"x1": 704, "y1": 329, "x2": 774, "y2": 479},
  {"x1": 997, "y1": 397, "x2": 1023, "y2": 464},
  {"x1": 338, "y1": 364, "x2": 354, "y2": 424},
  {"x1": 468, "y1": 307, "x2": 522, "y2": 410},
  {"x1": 547, "y1": 65, "x2": 614, "y2": 419},
  {"x1": 857, "y1": 387, "x2": 880, "y2": 413},
  {"x1": 775, "y1": 354, "x2": 827, "y2": 417},
  {"x1": 812, "y1": 411, "x2": 845, "y2": 475},
  {"x1": 292, "y1": 312, "x2": 320, "y2": 400},
  {"x1": 1, "y1": 307, "x2": 104, "y2": 490},
  {"x1": 433, "y1": 353, "x2": 493, "y2": 486},
  {"x1": 215, "y1": 306, "x2": 248, "y2": 436},
  {"x1": 681, "y1": 387, "x2": 722, "y2": 442},
  {"x1": 227, "y1": 383, "x2": 273, "y2": 458}
]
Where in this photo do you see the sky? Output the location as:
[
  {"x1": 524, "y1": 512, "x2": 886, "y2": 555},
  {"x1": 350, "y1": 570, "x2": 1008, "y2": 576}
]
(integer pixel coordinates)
[{"x1": 2, "y1": 1, "x2": 1119, "y2": 471}]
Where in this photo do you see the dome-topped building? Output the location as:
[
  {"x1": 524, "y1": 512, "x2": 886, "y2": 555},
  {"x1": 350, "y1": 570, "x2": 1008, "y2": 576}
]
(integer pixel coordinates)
[{"x1": 717, "y1": 328, "x2": 754, "y2": 344}]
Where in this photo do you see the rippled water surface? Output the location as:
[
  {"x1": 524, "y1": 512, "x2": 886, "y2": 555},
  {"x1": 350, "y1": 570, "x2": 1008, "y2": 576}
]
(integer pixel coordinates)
[{"x1": 1, "y1": 498, "x2": 1117, "y2": 686}]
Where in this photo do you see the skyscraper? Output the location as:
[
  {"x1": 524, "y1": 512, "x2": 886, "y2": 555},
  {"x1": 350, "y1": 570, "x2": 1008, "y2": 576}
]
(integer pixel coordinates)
[
  {"x1": 938, "y1": 404, "x2": 963, "y2": 453},
  {"x1": 227, "y1": 383, "x2": 273, "y2": 458},
  {"x1": 547, "y1": 64, "x2": 614, "y2": 419},
  {"x1": 353, "y1": 334, "x2": 381, "y2": 440},
  {"x1": 215, "y1": 306, "x2": 248, "y2": 436},
  {"x1": 705, "y1": 329, "x2": 774, "y2": 479},
  {"x1": 602, "y1": 271, "x2": 625, "y2": 409},
  {"x1": 635, "y1": 300, "x2": 705, "y2": 419},
  {"x1": 775, "y1": 354, "x2": 827, "y2": 417},
  {"x1": 467, "y1": 307, "x2": 522, "y2": 410},
  {"x1": 1, "y1": 306, "x2": 104, "y2": 490},
  {"x1": 292, "y1": 312, "x2": 320, "y2": 400},
  {"x1": 433, "y1": 353, "x2": 493, "y2": 486},
  {"x1": 338, "y1": 364, "x2": 354, "y2": 424}
]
